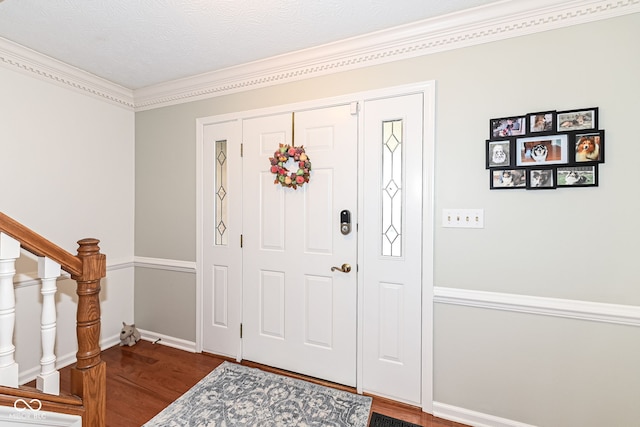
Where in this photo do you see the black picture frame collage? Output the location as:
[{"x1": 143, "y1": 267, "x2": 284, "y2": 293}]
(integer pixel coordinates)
[{"x1": 486, "y1": 107, "x2": 604, "y2": 190}]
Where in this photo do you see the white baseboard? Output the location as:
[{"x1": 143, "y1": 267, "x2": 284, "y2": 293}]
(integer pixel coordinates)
[
  {"x1": 434, "y1": 402, "x2": 537, "y2": 427},
  {"x1": 100, "y1": 335, "x2": 123, "y2": 352},
  {"x1": 18, "y1": 334, "x2": 121, "y2": 385},
  {"x1": 15, "y1": 328, "x2": 195, "y2": 385},
  {"x1": 138, "y1": 329, "x2": 197, "y2": 353}
]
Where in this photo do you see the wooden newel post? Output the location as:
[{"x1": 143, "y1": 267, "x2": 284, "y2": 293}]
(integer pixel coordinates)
[
  {"x1": 71, "y1": 238, "x2": 105, "y2": 369},
  {"x1": 70, "y1": 238, "x2": 106, "y2": 427}
]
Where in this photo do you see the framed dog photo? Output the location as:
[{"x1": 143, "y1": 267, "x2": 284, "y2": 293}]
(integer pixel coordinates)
[
  {"x1": 528, "y1": 111, "x2": 555, "y2": 134},
  {"x1": 527, "y1": 168, "x2": 556, "y2": 190},
  {"x1": 557, "y1": 107, "x2": 598, "y2": 132},
  {"x1": 573, "y1": 130, "x2": 605, "y2": 163},
  {"x1": 556, "y1": 165, "x2": 598, "y2": 187},
  {"x1": 515, "y1": 134, "x2": 568, "y2": 166},
  {"x1": 486, "y1": 139, "x2": 512, "y2": 168},
  {"x1": 490, "y1": 116, "x2": 527, "y2": 138},
  {"x1": 490, "y1": 169, "x2": 527, "y2": 189}
]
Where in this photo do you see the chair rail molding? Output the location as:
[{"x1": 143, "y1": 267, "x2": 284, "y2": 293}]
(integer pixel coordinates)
[
  {"x1": 13, "y1": 258, "x2": 134, "y2": 288},
  {"x1": 134, "y1": 256, "x2": 197, "y2": 273},
  {"x1": 1, "y1": 0, "x2": 638, "y2": 111},
  {"x1": 434, "y1": 286, "x2": 640, "y2": 327}
]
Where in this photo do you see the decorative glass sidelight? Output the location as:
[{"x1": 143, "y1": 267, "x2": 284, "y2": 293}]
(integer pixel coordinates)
[
  {"x1": 381, "y1": 120, "x2": 403, "y2": 257},
  {"x1": 215, "y1": 140, "x2": 228, "y2": 246}
]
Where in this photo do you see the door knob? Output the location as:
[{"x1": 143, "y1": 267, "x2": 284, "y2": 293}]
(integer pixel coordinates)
[{"x1": 331, "y1": 263, "x2": 351, "y2": 273}]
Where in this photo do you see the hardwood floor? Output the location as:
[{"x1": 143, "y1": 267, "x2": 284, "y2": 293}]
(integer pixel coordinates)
[{"x1": 57, "y1": 341, "x2": 468, "y2": 427}]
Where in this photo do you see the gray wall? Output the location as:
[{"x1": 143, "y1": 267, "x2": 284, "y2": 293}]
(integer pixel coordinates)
[
  {"x1": 134, "y1": 267, "x2": 196, "y2": 341},
  {"x1": 135, "y1": 13, "x2": 640, "y2": 426}
]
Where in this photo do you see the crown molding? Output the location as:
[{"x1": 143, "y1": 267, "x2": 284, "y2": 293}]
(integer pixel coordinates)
[
  {"x1": 1, "y1": 0, "x2": 638, "y2": 111},
  {"x1": 0, "y1": 36, "x2": 135, "y2": 110},
  {"x1": 133, "y1": 0, "x2": 640, "y2": 111}
]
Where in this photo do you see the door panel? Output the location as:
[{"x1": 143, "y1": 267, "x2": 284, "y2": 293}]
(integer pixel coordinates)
[
  {"x1": 304, "y1": 168, "x2": 333, "y2": 253},
  {"x1": 242, "y1": 105, "x2": 358, "y2": 386},
  {"x1": 362, "y1": 94, "x2": 423, "y2": 404},
  {"x1": 260, "y1": 271, "x2": 285, "y2": 338},
  {"x1": 305, "y1": 276, "x2": 333, "y2": 347},
  {"x1": 379, "y1": 282, "x2": 403, "y2": 362},
  {"x1": 202, "y1": 120, "x2": 242, "y2": 358}
]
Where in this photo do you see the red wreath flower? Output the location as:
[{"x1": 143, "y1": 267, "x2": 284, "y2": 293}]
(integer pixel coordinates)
[{"x1": 269, "y1": 144, "x2": 312, "y2": 189}]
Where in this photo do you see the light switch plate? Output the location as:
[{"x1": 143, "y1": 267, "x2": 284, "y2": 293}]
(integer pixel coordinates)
[{"x1": 442, "y1": 209, "x2": 484, "y2": 228}]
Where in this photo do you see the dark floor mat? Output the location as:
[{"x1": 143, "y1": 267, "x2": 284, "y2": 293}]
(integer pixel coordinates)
[{"x1": 369, "y1": 412, "x2": 422, "y2": 427}]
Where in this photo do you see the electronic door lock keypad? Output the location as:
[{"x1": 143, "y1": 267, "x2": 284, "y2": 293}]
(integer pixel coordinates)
[{"x1": 340, "y1": 210, "x2": 351, "y2": 235}]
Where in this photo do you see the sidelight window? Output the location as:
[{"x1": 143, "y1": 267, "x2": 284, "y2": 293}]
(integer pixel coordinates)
[
  {"x1": 381, "y1": 120, "x2": 403, "y2": 257},
  {"x1": 215, "y1": 140, "x2": 228, "y2": 246}
]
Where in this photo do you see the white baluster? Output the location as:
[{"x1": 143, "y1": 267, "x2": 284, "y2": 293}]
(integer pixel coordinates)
[
  {"x1": 36, "y1": 256, "x2": 61, "y2": 395},
  {"x1": 0, "y1": 233, "x2": 20, "y2": 388}
]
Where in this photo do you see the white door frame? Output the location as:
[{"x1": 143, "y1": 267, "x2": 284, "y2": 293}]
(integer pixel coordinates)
[{"x1": 195, "y1": 81, "x2": 435, "y2": 413}]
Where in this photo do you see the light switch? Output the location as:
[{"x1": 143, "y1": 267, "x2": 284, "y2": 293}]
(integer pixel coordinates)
[{"x1": 442, "y1": 209, "x2": 484, "y2": 228}]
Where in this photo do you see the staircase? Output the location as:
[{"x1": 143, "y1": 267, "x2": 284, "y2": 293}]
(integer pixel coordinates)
[{"x1": 0, "y1": 212, "x2": 106, "y2": 427}]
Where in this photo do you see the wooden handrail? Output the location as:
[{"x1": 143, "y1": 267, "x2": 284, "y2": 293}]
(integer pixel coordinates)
[
  {"x1": 0, "y1": 212, "x2": 82, "y2": 276},
  {"x1": 0, "y1": 385, "x2": 83, "y2": 407},
  {"x1": 0, "y1": 212, "x2": 106, "y2": 427}
]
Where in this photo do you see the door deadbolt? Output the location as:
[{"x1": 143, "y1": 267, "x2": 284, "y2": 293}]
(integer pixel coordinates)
[{"x1": 340, "y1": 210, "x2": 352, "y2": 235}]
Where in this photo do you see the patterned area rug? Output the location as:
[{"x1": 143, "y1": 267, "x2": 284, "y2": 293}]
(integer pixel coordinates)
[{"x1": 143, "y1": 361, "x2": 372, "y2": 426}]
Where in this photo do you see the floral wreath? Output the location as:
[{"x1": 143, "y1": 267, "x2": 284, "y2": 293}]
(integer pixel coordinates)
[{"x1": 269, "y1": 144, "x2": 312, "y2": 189}]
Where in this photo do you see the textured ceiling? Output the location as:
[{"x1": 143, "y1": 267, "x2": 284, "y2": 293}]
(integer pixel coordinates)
[{"x1": 0, "y1": 0, "x2": 500, "y2": 90}]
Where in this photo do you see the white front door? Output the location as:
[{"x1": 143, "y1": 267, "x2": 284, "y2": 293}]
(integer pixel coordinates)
[
  {"x1": 361, "y1": 93, "x2": 424, "y2": 405},
  {"x1": 199, "y1": 84, "x2": 432, "y2": 402},
  {"x1": 241, "y1": 105, "x2": 358, "y2": 386}
]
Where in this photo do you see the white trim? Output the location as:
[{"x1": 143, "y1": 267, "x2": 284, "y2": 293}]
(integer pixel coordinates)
[
  {"x1": 13, "y1": 256, "x2": 198, "y2": 287},
  {"x1": 13, "y1": 259, "x2": 134, "y2": 288},
  {"x1": 0, "y1": 36, "x2": 134, "y2": 110},
  {"x1": 105, "y1": 258, "x2": 135, "y2": 271},
  {"x1": 196, "y1": 82, "x2": 433, "y2": 127},
  {"x1": 18, "y1": 332, "x2": 174, "y2": 385},
  {"x1": 355, "y1": 103, "x2": 364, "y2": 395},
  {"x1": 421, "y1": 82, "x2": 436, "y2": 414},
  {"x1": 99, "y1": 334, "x2": 123, "y2": 354},
  {"x1": 195, "y1": 117, "x2": 205, "y2": 355},
  {"x1": 434, "y1": 287, "x2": 640, "y2": 327},
  {"x1": 1, "y1": 1, "x2": 637, "y2": 111},
  {"x1": 433, "y1": 402, "x2": 537, "y2": 427},
  {"x1": 133, "y1": 0, "x2": 639, "y2": 110},
  {"x1": 133, "y1": 256, "x2": 196, "y2": 273},
  {"x1": 138, "y1": 329, "x2": 197, "y2": 353},
  {"x1": 19, "y1": 334, "x2": 121, "y2": 385}
]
